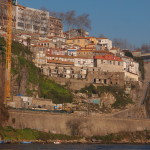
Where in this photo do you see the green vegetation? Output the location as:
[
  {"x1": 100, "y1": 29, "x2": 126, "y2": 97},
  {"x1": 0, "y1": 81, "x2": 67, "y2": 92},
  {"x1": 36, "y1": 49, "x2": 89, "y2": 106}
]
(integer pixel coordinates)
[
  {"x1": 0, "y1": 126, "x2": 80, "y2": 141},
  {"x1": 79, "y1": 84, "x2": 97, "y2": 97},
  {"x1": 91, "y1": 134, "x2": 122, "y2": 143},
  {"x1": 1, "y1": 126, "x2": 150, "y2": 143},
  {"x1": 0, "y1": 37, "x2": 73, "y2": 104},
  {"x1": 124, "y1": 51, "x2": 133, "y2": 58},
  {"x1": 89, "y1": 130, "x2": 150, "y2": 143},
  {"x1": 97, "y1": 86, "x2": 133, "y2": 109},
  {"x1": 0, "y1": 38, "x2": 5, "y2": 62},
  {"x1": 79, "y1": 84, "x2": 133, "y2": 109},
  {"x1": 39, "y1": 79, "x2": 73, "y2": 104}
]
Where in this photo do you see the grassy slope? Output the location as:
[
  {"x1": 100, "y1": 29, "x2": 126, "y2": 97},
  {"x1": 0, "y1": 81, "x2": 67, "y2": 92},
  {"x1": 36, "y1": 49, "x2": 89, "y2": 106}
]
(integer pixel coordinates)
[
  {"x1": 0, "y1": 126, "x2": 79, "y2": 141},
  {"x1": 0, "y1": 37, "x2": 73, "y2": 104}
]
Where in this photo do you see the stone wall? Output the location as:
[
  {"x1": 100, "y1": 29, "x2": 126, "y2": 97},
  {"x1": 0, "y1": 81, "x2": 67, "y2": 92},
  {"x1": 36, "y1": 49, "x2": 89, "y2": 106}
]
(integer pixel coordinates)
[{"x1": 6, "y1": 110, "x2": 150, "y2": 136}]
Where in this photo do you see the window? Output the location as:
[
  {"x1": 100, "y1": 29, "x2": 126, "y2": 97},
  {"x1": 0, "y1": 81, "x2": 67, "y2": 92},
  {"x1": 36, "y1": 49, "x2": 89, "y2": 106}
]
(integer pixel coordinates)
[
  {"x1": 18, "y1": 22, "x2": 24, "y2": 27},
  {"x1": 104, "y1": 79, "x2": 107, "y2": 84}
]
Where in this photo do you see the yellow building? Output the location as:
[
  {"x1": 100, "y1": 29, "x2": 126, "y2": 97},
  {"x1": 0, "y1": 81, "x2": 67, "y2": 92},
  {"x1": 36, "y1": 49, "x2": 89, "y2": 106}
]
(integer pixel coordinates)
[{"x1": 67, "y1": 37, "x2": 98, "y2": 48}]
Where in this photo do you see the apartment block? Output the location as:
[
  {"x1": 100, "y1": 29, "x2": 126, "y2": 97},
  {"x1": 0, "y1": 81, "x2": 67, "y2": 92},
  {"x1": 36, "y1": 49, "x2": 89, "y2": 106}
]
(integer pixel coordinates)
[
  {"x1": 15, "y1": 5, "x2": 49, "y2": 34},
  {"x1": 48, "y1": 16, "x2": 63, "y2": 37}
]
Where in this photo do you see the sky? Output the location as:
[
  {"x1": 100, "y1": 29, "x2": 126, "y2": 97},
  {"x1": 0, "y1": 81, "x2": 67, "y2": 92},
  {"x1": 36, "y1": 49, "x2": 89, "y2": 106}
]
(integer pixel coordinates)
[{"x1": 18, "y1": 0, "x2": 150, "y2": 47}]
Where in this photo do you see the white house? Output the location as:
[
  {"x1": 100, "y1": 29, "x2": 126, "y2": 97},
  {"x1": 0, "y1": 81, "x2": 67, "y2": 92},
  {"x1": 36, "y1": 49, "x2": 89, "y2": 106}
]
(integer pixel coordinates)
[
  {"x1": 96, "y1": 38, "x2": 112, "y2": 50},
  {"x1": 74, "y1": 57, "x2": 94, "y2": 67},
  {"x1": 67, "y1": 48, "x2": 77, "y2": 56}
]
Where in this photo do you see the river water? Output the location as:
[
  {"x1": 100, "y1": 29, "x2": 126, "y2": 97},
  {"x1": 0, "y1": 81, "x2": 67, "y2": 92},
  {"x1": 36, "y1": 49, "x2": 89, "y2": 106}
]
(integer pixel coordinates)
[{"x1": 0, "y1": 144, "x2": 150, "y2": 150}]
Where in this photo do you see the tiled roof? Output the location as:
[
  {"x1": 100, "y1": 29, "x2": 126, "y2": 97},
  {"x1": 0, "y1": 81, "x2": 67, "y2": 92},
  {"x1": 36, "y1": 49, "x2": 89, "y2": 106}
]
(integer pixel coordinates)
[
  {"x1": 93, "y1": 50, "x2": 113, "y2": 54},
  {"x1": 110, "y1": 47, "x2": 119, "y2": 50},
  {"x1": 96, "y1": 37, "x2": 108, "y2": 39},
  {"x1": 68, "y1": 37, "x2": 88, "y2": 40},
  {"x1": 77, "y1": 50, "x2": 93, "y2": 52},
  {"x1": 47, "y1": 60, "x2": 74, "y2": 65},
  {"x1": 94, "y1": 54, "x2": 123, "y2": 61},
  {"x1": 46, "y1": 54, "x2": 91, "y2": 59}
]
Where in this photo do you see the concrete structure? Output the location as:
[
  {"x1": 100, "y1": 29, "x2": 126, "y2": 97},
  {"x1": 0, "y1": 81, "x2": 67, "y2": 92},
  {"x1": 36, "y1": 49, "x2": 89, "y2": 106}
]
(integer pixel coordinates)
[
  {"x1": 0, "y1": 0, "x2": 16, "y2": 28},
  {"x1": 67, "y1": 48, "x2": 77, "y2": 56},
  {"x1": 33, "y1": 50, "x2": 46, "y2": 68},
  {"x1": 97, "y1": 38, "x2": 112, "y2": 50},
  {"x1": 67, "y1": 37, "x2": 98, "y2": 48},
  {"x1": 7, "y1": 109, "x2": 150, "y2": 136},
  {"x1": 94, "y1": 55, "x2": 124, "y2": 72},
  {"x1": 122, "y1": 56, "x2": 139, "y2": 75},
  {"x1": 37, "y1": 40, "x2": 55, "y2": 48},
  {"x1": 48, "y1": 16, "x2": 63, "y2": 37},
  {"x1": 109, "y1": 47, "x2": 121, "y2": 55},
  {"x1": 132, "y1": 50, "x2": 142, "y2": 57},
  {"x1": 74, "y1": 57, "x2": 94, "y2": 67},
  {"x1": 15, "y1": 5, "x2": 49, "y2": 34},
  {"x1": 7, "y1": 96, "x2": 54, "y2": 110},
  {"x1": 47, "y1": 48, "x2": 67, "y2": 56},
  {"x1": 0, "y1": 2, "x2": 63, "y2": 36},
  {"x1": 64, "y1": 29, "x2": 89, "y2": 39}
]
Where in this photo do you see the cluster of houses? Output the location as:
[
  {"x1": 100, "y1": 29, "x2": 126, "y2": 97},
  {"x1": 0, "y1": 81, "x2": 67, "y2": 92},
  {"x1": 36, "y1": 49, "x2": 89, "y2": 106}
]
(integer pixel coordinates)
[
  {"x1": 32, "y1": 36, "x2": 140, "y2": 86},
  {"x1": 0, "y1": 2, "x2": 140, "y2": 88}
]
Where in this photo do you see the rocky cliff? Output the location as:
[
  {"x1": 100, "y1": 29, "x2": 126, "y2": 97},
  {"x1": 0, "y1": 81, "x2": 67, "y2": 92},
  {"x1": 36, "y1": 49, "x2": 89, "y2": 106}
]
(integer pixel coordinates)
[{"x1": 0, "y1": 37, "x2": 73, "y2": 123}]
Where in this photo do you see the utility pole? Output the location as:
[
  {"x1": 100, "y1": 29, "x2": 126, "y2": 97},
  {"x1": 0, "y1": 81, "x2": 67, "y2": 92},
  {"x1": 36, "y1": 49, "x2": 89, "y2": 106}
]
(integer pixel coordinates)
[{"x1": 4, "y1": 0, "x2": 13, "y2": 105}]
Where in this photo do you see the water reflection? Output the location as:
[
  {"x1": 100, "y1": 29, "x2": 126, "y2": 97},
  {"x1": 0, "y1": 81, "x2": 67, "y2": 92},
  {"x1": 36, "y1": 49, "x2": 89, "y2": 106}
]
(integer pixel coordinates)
[{"x1": 0, "y1": 144, "x2": 150, "y2": 150}]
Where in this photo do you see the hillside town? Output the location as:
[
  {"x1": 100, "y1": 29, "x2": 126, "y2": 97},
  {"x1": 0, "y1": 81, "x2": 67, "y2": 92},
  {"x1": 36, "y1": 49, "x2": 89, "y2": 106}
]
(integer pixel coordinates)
[
  {"x1": 0, "y1": 1, "x2": 148, "y2": 112},
  {"x1": 1, "y1": 0, "x2": 150, "y2": 145}
]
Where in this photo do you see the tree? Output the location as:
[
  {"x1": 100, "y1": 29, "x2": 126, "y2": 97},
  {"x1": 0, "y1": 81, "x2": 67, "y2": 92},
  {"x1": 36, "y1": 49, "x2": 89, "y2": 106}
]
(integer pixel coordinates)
[
  {"x1": 140, "y1": 44, "x2": 150, "y2": 53},
  {"x1": 124, "y1": 51, "x2": 133, "y2": 58},
  {"x1": 76, "y1": 13, "x2": 91, "y2": 31},
  {"x1": 113, "y1": 38, "x2": 136, "y2": 50},
  {"x1": 98, "y1": 34, "x2": 106, "y2": 38}
]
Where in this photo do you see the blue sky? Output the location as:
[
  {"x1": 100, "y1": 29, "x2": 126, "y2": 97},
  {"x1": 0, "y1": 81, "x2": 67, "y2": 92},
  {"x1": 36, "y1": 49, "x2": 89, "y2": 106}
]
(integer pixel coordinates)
[{"x1": 18, "y1": 0, "x2": 150, "y2": 47}]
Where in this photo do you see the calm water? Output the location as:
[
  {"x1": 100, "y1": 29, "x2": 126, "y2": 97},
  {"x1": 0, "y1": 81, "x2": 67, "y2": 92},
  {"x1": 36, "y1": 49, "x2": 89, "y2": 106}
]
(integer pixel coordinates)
[{"x1": 0, "y1": 144, "x2": 150, "y2": 150}]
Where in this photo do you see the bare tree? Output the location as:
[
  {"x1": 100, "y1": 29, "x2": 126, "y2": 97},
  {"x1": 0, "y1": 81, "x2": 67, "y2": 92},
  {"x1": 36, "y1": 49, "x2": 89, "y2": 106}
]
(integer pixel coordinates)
[
  {"x1": 76, "y1": 14, "x2": 91, "y2": 30},
  {"x1": 113, "y1": 38, "x2": 136, "y2": 50},
  {"x1": 139, "y1": 44, "x2": 150, "y2": 53},
  {"x1": 98, "y1": 34, "x2": 106, "y2": 38},
  {"x1": 76, "y1": 13, "x2": 91, "y2": 36}
]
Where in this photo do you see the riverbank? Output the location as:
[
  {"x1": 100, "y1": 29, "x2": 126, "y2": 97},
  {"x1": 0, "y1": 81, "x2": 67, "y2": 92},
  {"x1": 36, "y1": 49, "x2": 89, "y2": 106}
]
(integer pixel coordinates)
[{"x1": 1, "y1": 126, "x2": 150, "y2": 144}]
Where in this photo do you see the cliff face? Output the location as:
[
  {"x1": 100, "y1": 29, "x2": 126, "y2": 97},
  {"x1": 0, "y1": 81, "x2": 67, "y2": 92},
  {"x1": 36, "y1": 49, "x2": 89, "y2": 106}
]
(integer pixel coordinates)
[
  {"x1": 0, "y1": 37, "x2": 73, "y2": 105},
  {"x1": 0, "y1": 44, "x2": 9, "y2": 124}
]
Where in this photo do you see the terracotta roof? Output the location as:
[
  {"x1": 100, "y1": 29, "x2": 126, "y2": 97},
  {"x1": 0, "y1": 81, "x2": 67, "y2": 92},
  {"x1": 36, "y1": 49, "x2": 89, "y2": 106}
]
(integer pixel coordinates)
[
  {"x1": 96, "y1": 37, "x2": 108, "y2": 39},
  {"x1": 32, "y1": 45, "x2": 49, "y2": 48},
  {"x1": 68, "y1": 36, "x2": 97, "y2": 40},
  {"x1": 77, "y1": 50, "x2": 93, "y2": 52},
  {"x1": 110, "y1": 47, "x2": 119, "y2": 50},
  {"x1": 94, "y1": 55, "x2": 123, "y2": 61},
  {"x1": 93, "y1": 50, "x2": 113, "y2": 54},
  {"x1": 47, "y1": 60, "x2": 74, "y2": 65},
  {"x1": 38, "y1": 40, "x2": 51, "y2": 43},
  {"x1": 46, "y1": 54, "x2": 91, "y2": 59}
]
